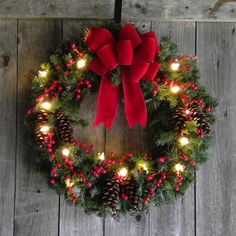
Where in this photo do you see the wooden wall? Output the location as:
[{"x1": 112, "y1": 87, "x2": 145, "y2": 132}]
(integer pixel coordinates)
[{"x1": 0, "y1": 1, "x2": 236, "y2": 236}]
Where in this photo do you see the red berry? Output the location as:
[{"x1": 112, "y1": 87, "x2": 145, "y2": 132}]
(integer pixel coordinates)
[
  {"x1": 70, "y1": 198, "x2": 76, "y2": 204},
  {"x1": 81, "y1": 177, "x2": 86, "y2": 183},
  {"x1": 149, "y1": 187, "x2": 154, "y2": 192},
  {"x1": 49, "y1": 154, "x2": 55, "y2": 159},
  {"x1": 76, "y1": 94, "x2": 81, "y2": 100},
  {"x1": 71, "y1": 192, "x2": 76, "y2": 197},
  {"x1": 161, "y1": 172, "x2": 166, "y2": 180},
  {"x1": 72, "y1": 172, "x2": 77, "y2": 177},
  {"x1": 205, "y1": 107, "x2": 211, "y2": 112},
  {"x1": 174, "y1": 186, "x2": 179, "y2": 191},
  {"x1": 177, "y1": 181, "x2": 182, "y2": 186},
  {"x1": 190, "y1": 160, "x2": 196, "y2": 166},
  {"x1": 158, "y1": 157, "x2": 165, "y2": 163},
  {"x1": 56, "y1": 163, "x2": 62, "y2": 168},
  {"x1": 143, "y1": 196, "x2": 150, "y2": 205},
  {"x1": 69, "y1": 165, "x2": 74, "y2": 170},
  {"x1": 121, "y1": 193, "x2": 128, "y2": 201},
  {"x1": 67, "y1": 187, "x2": 72, "y2": 192},
  {"x1": 196, "y1": 128, "x2": 201, "y2": 134},
  {"x1": 198, "y1": 134, "x2": 204, "y2": 139},
  {"x1": 183, "y1": 155, "x2": 188, "y2": 161},
  {"x1": 87, "y1": 182, "x2": 92, "y2": 188},
  {"x1": 50, "y1": 178, "x2": 55, "y2": 185}
]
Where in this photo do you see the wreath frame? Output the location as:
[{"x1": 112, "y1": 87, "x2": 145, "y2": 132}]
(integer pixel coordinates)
[{"x1": 26, "y1": 22, "x2": 217, "y2": 218}]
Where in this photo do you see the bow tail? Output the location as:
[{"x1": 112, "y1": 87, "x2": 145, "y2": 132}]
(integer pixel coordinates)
[
  {"x1": 94, "y1": 74, "x2": 119, "y2": 128},
  {"x1": 122, "y1": 70, "x2": 147, "y2": 128}
]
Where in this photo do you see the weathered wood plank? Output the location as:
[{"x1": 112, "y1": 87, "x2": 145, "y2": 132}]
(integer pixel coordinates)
[
  {"x1": 0, "y1": 0, "x2": 115, "y2": 19},
  {"x1": 104, "y1": 22, "x2": 151, "y2": 236},
  {"x1": 148, "y1": 21, "x2": 196, "y2": 236},
  {"x1": 59, "y1": 19, "x2": 104, "y2": 236},
  {"x1": 0, "y1": 19, "x2": 17, "y2": 236},
  {"x1": 15, "y1": 19, "x2": 61, "y2": 236},
  {"x1": 122, "y1": 0, "x2": 236, "y2": 20},
  {"x1": 196, "y1": 22, "x2": 236, "y2": 236}
]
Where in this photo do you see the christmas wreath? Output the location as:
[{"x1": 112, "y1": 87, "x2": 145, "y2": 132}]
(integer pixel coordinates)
[{"x1": 26, "y1": 23, "x2": 217, "y2": 218}]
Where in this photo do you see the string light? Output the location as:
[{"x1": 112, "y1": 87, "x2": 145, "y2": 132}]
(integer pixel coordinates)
[
  {"x1": 65, "y1": 178, "x2": 74, "y2": 187},
  {"x1": 175, "y1": 163, "x2": 184, "y2": 172},
  {"x1": 38, "y1": 70, "x2": 47, "y2": 77},
  {"x1": 138, "y1": 161, "x2": 149, "y2": 172},
  {"x1": 170, "y1": 85, "x2": 181, "y2": 94},
  {"x1": 76, "y1": 58, "x2": 86, "y2": 69},
  {"x1": 179, "y1": 137, "x2": 189, "y2": 146},
  {"x1": 41, "y1": 101, "x2": 51, "y2": 111},
  {"x1": 170, "y1": 62, "x2": 180, "y2": 71},
  {"x1": 185, "y1": 109, "x2": 190, "y2": 115},
  {"x1": 98, "y1": 152, "x2": 105, "y2": 161},
  {"x1": 117, "y1": 167, "x2": 128, "y2": 178},
  {"x1": 62, "y1": 148, "x2": 70, "y2": 157},
  {"x1": 40, "y1": 125, "x2": 50, "y2": 134}
]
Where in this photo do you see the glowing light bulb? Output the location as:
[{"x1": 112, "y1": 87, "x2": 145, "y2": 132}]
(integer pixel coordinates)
[
  {"x1": 40, "y1": 125, "x2": 50, "y2": 134},
  {"x1": 76, "y1": 58, "x2": 86, "y2": 69},
  {"x1": 118, "y1": 167, "x2": 128, "y2": 178},
  {"x1": 41, "y1": 101, "x2": 51, "y2": 110},
  {"x1": 170, "y1": 62, "x2": 180, "y2": 71},
  {"x1": 98, "y1": 152, "x2": 105, "y2": 161},
  {"x1": 179, "y1": 137, "x2": 189, "y2": 146},
  {"x1": 62, "y1": 148, "x2": 70, "y2": 157},
  {"x1": 138, "y1": 162, "x2": 149, "y2": 172},
  {"x1": 65, "y1": 178, "x2": 74, "y2": 187},
  {"x1": 175, "y1": 163, "x2": 184, "y2": 172},
  {"x1": 185, "y1": 109, "x2": 190, "y2": 115},
  {"x1": 170, "y1": 85, "x2": 181, "y2": 94},
  {"x1": 38, "y1": 70, "x2": 47, "y2": 77}
]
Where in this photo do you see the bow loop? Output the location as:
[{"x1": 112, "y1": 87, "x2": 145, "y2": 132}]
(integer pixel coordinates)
[
  {"x1": 116, "y1": 40, "x2": 133, "y2": 65},
  {"x1": 119, "y1": 24, "x2": 142, "y2": 48},
  {"x1": 86, "y1": 24, "x2": 161, "y2": 128},
  {"x1": 85, "y1": 27, "x2": 115, "y2": 52},
  {"x1": 97, "y1": 44, "x2": 118, "y2": 71}
]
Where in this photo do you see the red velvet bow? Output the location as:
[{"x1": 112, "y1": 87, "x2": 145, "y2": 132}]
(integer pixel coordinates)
[{"x1": 85, "y1": 24, "x2": 161, "y2": 128}]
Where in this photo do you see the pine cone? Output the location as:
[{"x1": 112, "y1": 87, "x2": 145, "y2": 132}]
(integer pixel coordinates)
[
  {"x1": 34, "y1": 111, "x2": 49, "y2": 148},
  {"x1": 172, "y1": 106, "x2": 188, "y2": 135},
  {"x1": 189, "y1": 107, "x2": 210, "y2": 134},
  {"x1": 101, "y1": 177, "x2": 120, "y2": 214},
  {"x1": 55, "y1": 110, "x2": 75, "y2": 144},
  {"x1": 125, "y1": 178, "x2": 141, "y2": 212}
]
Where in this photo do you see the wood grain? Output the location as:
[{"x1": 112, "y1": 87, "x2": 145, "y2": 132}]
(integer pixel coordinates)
[
  {"x1": 15, "y1": 19, "x2": 61, "y2": 236},
  {"x1": 104, "y1": 21, "x2": 151, "y2": 236},
  {"x1": 59, "y1": 19, "x2": 104, "y2": 236},
  {"x1": 122, "y1": 0, "x2": 236, "y2": 20},
  {"x1": 196, "y1": 22, "x2": 236, "y2": 236},
  {"x1": 0, "y1": 0, "x2": 115, "y2": 19},
  {"x1": 148, "y1": 21, "x2": 196, "y2": 236},
  {"x1": 0, "y1": 19, "x2": 17, "y2": 236}
]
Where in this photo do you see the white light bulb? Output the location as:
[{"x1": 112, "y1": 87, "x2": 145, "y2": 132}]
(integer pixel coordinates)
[
  {"x1": 76, "y1": 59, "x2": 86, "y2": 69},
  {"x1": 41, "y1": 101, "x2": 51, "y2": 110},
  {"x1": 170, "y1": 62, "x2": 180, "y2": 71},
  {"x1": 65, "y1": 178, "x2": 74, "y2": 187},
  {"x1": 98, "y1": 152, "x2": 105, "y2": 161},
  {"x1": 40, "y1": 125, "x2": 50, "y2": 134},
  {"x1": 175, "y1": 163, "x2": 184, "y2": 172},
  {"x1": 62, "y1": 148, "x2": 70, "y2": 157},
  {"x1": 170, "y1": 85, "x2": 181, "y2": 94},
  {"x1": 185, "y1": 109, "x2": 190, "y2": 115},
  {"x1": 38, "y1": 71, "x2": 47, "y2": 77},
  {"x1": 118, "y1": 167, "x2": 128, "y2": 177},
  {"x1": 179, "y1": 137, "x2": 189, "y2": 146}
]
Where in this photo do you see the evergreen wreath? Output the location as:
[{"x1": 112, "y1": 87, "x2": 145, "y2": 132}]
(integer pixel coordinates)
[{"x1": 26, "y1": 22, "x2": 217, "y2": 218}]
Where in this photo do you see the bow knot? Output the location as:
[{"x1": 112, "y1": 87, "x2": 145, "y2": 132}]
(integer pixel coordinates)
[{"x1": 85, "y1": 24, "x2": 161, "y2": 128}]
